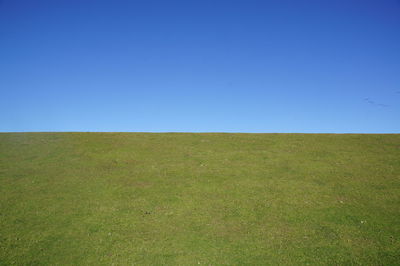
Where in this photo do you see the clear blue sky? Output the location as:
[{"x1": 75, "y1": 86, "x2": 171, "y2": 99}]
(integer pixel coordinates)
[{"x1": 1, "y1": 0, "x2": 399, "y2": 133}]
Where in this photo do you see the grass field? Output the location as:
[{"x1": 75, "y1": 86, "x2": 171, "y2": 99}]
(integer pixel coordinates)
[{"x1": 0, "y1": 133, "x2": 399, "y2": 265}]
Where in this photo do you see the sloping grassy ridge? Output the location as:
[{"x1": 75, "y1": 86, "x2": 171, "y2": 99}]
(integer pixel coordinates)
[{"x1": 0, "y1": 133, "x2": 399, "y2": 265}]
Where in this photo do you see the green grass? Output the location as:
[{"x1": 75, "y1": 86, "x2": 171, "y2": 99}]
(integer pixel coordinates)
[{"x1": 0, "y1": 133, "x2": 399, "y2": 265}]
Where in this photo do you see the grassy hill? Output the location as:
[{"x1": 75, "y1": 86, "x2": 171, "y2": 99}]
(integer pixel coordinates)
[{"x1": 0, "y1": 133, "x2": 399, "y2": 265}]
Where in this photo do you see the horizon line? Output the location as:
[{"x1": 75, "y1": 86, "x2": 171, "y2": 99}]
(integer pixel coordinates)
[{"x1": 0, "y1": 131, "x2": 399, "y2": 135}]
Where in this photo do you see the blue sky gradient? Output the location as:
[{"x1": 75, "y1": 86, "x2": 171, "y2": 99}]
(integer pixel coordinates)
[{"x1": 1, "y1": 0, "x2": 399, "y2": 133}]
